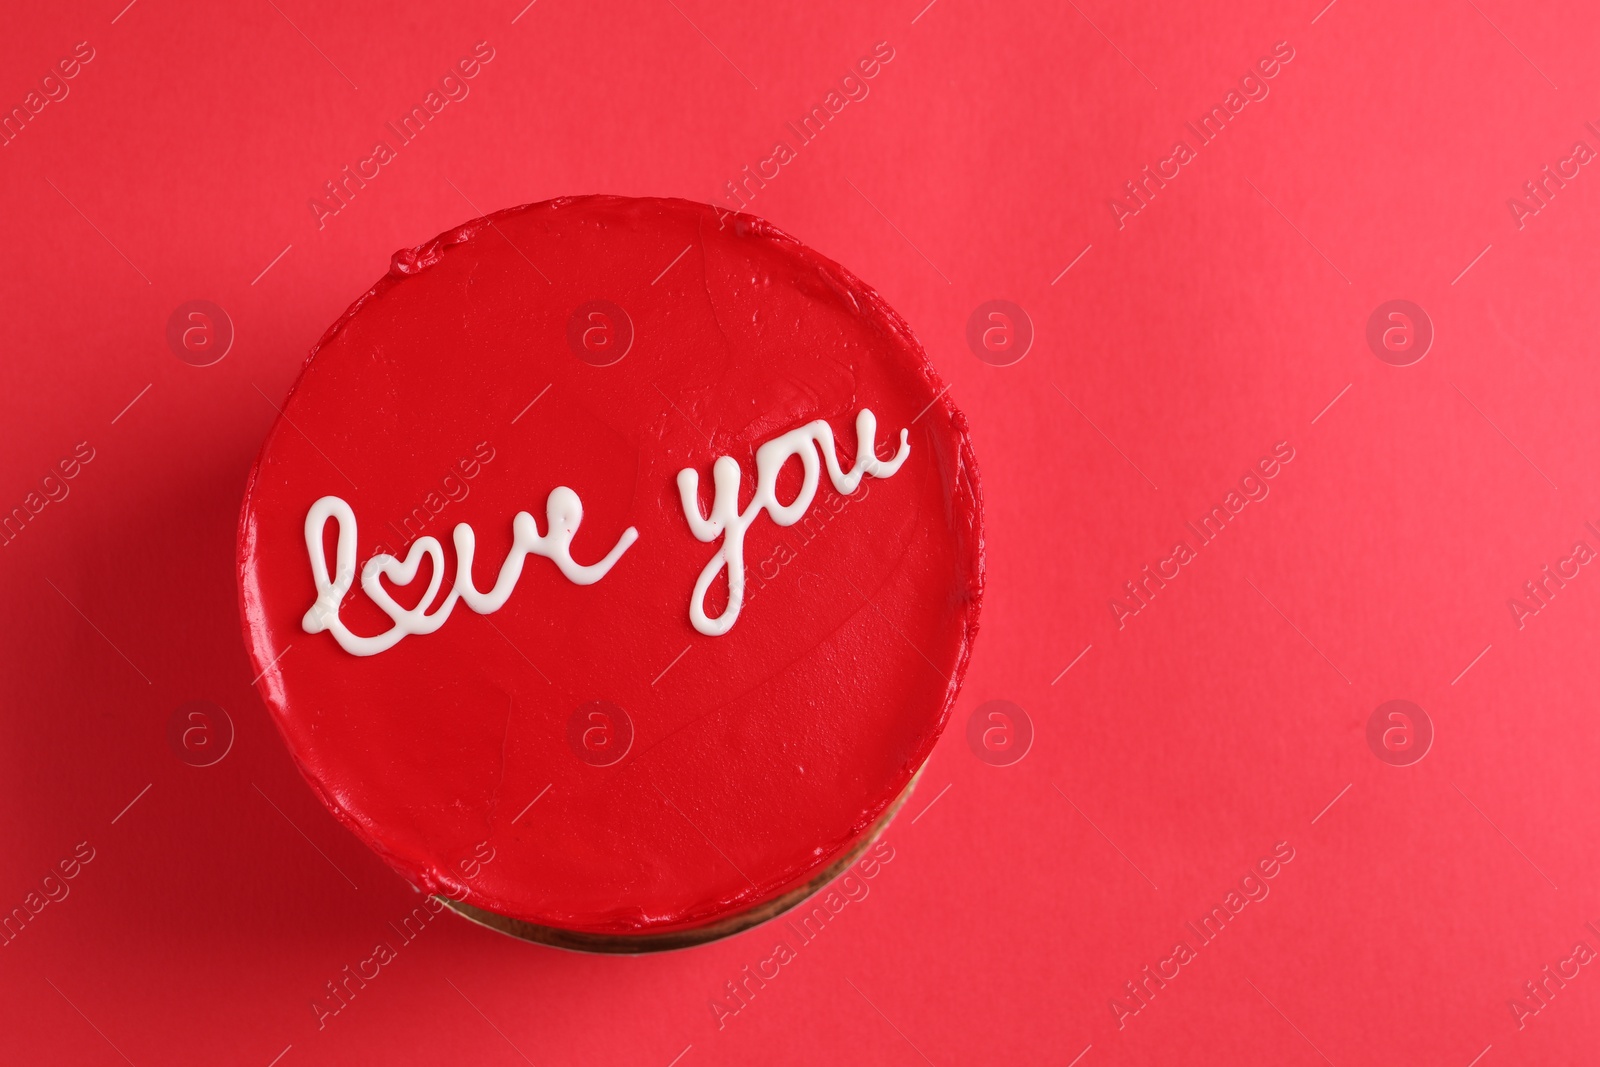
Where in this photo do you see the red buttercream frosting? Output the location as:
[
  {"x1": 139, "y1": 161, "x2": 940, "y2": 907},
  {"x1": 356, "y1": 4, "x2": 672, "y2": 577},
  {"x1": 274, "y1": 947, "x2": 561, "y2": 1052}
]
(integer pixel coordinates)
[{"x1": 238, "y1": 196, "x2": 983, "y2": 936}]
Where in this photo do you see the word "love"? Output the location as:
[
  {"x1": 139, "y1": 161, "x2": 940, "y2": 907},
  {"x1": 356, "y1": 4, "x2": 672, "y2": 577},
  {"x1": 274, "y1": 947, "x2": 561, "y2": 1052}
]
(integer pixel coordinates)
[
  {"x1": 676, "y1": 409, "x2": 909, "y2": 636},
  {"x1": 302, "y1": 489, "x2": 637, "y2": 656}
]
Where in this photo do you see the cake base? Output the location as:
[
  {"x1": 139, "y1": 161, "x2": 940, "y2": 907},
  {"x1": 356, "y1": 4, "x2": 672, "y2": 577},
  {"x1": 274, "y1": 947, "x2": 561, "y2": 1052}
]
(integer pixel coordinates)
[{"x1": 439, "y1": 767, "x2": 921, "y2": 953}]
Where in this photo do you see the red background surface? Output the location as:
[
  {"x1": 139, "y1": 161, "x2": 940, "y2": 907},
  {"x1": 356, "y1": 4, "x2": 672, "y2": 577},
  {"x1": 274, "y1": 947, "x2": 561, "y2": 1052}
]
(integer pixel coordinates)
[{"x1": 3, "y1": 0, "x2": 1598, "y2": 1064}]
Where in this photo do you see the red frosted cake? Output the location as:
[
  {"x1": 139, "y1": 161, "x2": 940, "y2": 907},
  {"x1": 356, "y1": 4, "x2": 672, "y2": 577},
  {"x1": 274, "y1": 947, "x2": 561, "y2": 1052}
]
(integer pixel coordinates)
[{"x1": 237, "y1": 196, "x2": 983, "y2": 950}]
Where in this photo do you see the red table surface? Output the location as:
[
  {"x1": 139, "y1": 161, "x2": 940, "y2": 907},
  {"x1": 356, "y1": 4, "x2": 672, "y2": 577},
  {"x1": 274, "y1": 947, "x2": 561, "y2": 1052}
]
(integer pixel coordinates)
[{"x1": 3, "y1": 1, "x2": 1598, "y2": 1064}]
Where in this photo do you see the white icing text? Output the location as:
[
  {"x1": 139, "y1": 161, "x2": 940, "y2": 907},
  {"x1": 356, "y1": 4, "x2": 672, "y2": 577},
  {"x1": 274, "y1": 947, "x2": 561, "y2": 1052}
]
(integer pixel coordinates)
[
  {"x1": 302, "y1": 490, "x2": 637, "y2": 656},
  {"x1": 676, "y1": 408, "x2": 909, "y2": 636}
]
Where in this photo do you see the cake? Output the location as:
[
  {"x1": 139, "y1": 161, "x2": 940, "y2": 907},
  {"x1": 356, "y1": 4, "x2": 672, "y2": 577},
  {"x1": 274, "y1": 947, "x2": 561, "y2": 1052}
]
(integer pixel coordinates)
[{"x1": 237, "y1": 195, "x2": 983, "y2": 950}]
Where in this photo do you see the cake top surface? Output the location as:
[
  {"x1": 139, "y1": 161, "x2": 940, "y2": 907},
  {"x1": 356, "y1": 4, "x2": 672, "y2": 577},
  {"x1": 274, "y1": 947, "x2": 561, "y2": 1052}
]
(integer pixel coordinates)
[{"x1": 238, "y1": 195, "x2": 983, "y2": 934}]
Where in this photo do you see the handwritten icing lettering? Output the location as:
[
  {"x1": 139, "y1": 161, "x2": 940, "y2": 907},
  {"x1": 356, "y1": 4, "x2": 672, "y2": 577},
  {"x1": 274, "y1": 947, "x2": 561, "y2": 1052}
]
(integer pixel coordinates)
[
  {"x1": 301, "y1": 489, "x2": 638, "y2": 656},
  {"x1": 298, "y1": 409, "x2": 907, "y2": 655},
  {"x1": 676, "y1": 408, "x2": 909, "y2": 636}
]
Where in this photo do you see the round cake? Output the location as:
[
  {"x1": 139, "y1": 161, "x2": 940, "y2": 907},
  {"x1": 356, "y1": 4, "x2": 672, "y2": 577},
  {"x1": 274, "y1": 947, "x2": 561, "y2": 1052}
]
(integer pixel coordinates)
[{"x1": 237, "y1": 196, "x2": 983, "y2": 950}]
